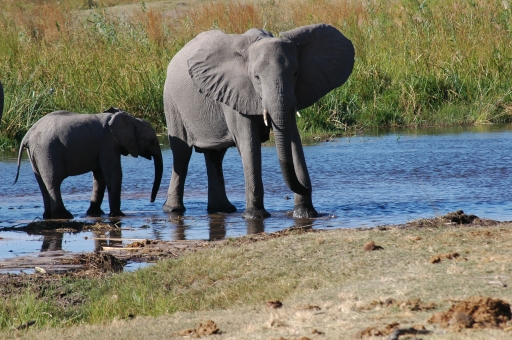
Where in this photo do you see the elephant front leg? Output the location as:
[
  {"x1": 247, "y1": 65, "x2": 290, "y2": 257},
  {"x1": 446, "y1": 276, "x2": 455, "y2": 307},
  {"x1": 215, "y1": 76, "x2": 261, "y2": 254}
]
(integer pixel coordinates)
[
  {"x1": 238, "y1": 141, "x2": 270, "y2": 219},
  {"x1": 163, "y1": 139, "x2": 192, "y2": 213},
  {"x1": 204, "y1": 149, "x2": 236, "y2": 213},
  {"x1": 86, "y1": 169, "x2": 106, "y2": 217},
  {"x1": 291, "y1": 128, "x2": 318, "y2": 219},
  {"x1": 293, "y1": 194, "x2": 318, "y2": 218},
  {"x1": 103, "y1": 161, "x2": 125, "y2": 217}
]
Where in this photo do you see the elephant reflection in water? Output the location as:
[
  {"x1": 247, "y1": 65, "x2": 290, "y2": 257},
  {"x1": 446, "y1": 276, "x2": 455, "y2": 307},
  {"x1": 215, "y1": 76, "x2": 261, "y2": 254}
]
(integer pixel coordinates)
[
  {"x1": 26, "y1": 226, "x2": 124, "y2": 253},
  {"x1": 25, "y1": 230, "x2": 65, "y2": 252},
  {"x1": 167, "y1": 213, "x2": 313, "y2": 241},
  {"x1": 168, "y1": 213, "x2": 229, "y2": 241},
  {"x1": 93, "y1": 227, "x2": 123, "y2": 251}
]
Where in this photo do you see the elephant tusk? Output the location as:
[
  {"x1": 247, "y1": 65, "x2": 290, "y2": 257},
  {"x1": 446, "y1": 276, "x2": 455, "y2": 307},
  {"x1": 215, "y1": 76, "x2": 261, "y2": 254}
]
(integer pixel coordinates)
[
  {"x1": 263, "y1": 109, "x2": 269, "y2": 126},
  {"x1": 296, "y1": 111, "x2": 301, "y2": 117}
]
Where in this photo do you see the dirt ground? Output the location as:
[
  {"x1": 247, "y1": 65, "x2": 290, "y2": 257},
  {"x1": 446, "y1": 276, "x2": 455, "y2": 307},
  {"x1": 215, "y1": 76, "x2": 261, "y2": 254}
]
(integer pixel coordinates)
[{"x1": 4, "y1": 210, "x2": 512, "y2": 339}]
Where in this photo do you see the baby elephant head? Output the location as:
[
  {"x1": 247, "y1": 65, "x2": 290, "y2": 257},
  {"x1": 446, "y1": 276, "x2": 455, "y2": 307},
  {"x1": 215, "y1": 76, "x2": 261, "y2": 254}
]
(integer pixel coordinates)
[{"x1": 107, "y1": 108, "x2": 163, "y2": 202}]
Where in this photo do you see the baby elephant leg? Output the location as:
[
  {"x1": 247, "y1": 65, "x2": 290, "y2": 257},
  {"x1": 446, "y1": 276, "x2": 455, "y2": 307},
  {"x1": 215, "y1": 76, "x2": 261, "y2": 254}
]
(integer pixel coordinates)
[
  {"x1": 103, "y1": 164, "x2": 124, "y2": 217},
  {"x1": 42, "y1": 175, "x2": 73, "y2": 220},
  {"x1": 86, "y1": 169, "x2": 106, "y2": 216},
  {"x1": 33, "y1": 172, "x2": 52, "y2": 219}
]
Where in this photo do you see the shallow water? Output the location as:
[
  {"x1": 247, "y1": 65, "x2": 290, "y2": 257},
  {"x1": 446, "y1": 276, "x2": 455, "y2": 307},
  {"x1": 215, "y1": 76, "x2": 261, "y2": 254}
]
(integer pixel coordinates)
[{"x1": 2, "y1": 124, "x2": 512, "y2": 263}]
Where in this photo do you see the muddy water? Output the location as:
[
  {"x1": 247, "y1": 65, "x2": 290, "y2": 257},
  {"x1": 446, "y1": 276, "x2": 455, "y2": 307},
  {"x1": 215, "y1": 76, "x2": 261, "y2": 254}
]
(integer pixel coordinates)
[{"x1": 2, "y1": 124, "x2": 512, "y2": 264}]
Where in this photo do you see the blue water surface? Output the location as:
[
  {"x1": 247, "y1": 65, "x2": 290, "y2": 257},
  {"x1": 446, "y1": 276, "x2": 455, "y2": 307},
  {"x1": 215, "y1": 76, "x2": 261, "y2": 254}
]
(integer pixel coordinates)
[{"x1": 1, "y1": 124, "x2": 512, "y2": 260}]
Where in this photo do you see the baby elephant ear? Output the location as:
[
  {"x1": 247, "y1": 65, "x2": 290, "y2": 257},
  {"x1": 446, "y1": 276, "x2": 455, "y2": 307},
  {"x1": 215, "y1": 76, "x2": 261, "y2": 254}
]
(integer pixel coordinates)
[
  {"x1": 280, "y1": 24, "x2": 355, "y2": 110},
  {"x1": 108, "y1": 112, "x2": 139, "y2": 157}
]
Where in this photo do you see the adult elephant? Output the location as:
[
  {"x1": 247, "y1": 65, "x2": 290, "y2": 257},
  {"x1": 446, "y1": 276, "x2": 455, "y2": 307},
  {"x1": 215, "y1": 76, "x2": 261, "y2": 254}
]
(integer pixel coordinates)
[{"x1": 163, "y1": 24, "x2": 354, "y2": 219}]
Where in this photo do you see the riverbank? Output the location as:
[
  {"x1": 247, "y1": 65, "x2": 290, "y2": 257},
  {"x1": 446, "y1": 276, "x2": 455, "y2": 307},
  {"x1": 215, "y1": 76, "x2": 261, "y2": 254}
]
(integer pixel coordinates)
[
  {"x1": 1, "y1": 0, "x2": 511, "y2": 149},
  {"x1": 3, "y1": 211, "x2": 512, "y2": 339}
]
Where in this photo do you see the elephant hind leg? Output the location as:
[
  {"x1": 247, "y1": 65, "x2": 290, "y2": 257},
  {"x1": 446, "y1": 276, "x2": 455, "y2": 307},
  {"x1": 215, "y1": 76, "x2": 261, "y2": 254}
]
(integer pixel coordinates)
[
  {"x1": 43, "y1": 176, "x2": 73, "y2": 220},
  {"x1": 204, "y1": 149, "x2": 236, "y2": 214},
  {"x1": 163, "y1": 137, "x2": 192, "y2": 213},
  {"x1": 86, "y1": 169, "x2": 106, "y2": 217},
  {"x1": 34, "y1": 172, "x2": 52, "y2": 219}
]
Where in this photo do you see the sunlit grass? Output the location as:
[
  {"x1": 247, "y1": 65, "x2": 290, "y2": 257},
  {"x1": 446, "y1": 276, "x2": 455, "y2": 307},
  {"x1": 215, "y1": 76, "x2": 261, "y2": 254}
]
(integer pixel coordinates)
[{"x1": 1, "y1": 0, "x2": 511, "y2": 149}]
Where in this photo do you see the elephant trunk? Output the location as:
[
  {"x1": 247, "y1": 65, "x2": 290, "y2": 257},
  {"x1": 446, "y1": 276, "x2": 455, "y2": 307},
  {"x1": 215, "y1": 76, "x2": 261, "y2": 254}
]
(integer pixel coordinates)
[
  {"x1": 150, "y1": 146, "x2": 163, "y2": 202},
  {"x1": 270, "y1": 108, "x2": 311, "y2": 196}
]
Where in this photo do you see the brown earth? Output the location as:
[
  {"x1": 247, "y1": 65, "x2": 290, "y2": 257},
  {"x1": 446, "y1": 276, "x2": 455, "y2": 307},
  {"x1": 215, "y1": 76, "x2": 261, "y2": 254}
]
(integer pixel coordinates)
[
  {"x1": 3, "y1": 210, "x2": 512, "y2": 339},
  {"x1": 428, "y1": 296, "x2": 512, "y2": 331}
]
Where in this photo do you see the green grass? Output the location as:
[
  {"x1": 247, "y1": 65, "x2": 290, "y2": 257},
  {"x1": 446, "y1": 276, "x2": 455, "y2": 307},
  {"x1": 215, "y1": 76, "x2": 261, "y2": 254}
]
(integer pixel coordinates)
[{"x1": 1, "y1": 0, "x2": 512, "y2": 150}]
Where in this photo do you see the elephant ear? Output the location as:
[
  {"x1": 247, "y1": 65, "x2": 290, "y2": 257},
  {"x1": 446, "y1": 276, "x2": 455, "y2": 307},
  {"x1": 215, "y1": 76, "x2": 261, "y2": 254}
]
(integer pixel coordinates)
[
  {"x1": 187, "y1": 31, "x2": 263, "y2": 115},
  {"x1": 108, "y1": 111, "x2": 139, "y2": 157},
  {"x1": 280, "y1": 24, "x2": 355, "y2": 110}
]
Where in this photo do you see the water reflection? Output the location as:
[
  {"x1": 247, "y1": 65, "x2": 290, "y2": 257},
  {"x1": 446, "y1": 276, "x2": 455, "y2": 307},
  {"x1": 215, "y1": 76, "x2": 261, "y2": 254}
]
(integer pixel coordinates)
[
  {"x1": 27, "y1": 230, "x2": 64, "y2": 252},
  {"x1": 246, "y1": 219, "x2": 265, "y2": 235},
  {"x1": 208, "y1": 214, "x2": 227, "y2": 240},
  {"x1": 94, "y1": 228, "x2": 123, "y2": 251}
]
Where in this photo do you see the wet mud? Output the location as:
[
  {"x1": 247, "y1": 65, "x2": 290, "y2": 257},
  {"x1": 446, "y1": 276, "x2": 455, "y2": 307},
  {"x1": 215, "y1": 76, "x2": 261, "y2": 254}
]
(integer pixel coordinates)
[
  {"x1": 394, "y1": 210, "x2": 501, "y2": 229},
  {"x1": 0, "y1": 210, "x2": 499, "y2": 276}
]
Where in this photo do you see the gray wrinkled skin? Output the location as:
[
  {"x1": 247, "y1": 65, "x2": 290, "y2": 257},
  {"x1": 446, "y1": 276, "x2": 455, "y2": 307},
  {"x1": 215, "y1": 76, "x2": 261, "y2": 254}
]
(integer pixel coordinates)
[
  {"x1": 15, "y1": 108, "x2": 163, "y2": 220},
  {"x1": 163, "y1": 24, "x2": 354, "y2": 219}
]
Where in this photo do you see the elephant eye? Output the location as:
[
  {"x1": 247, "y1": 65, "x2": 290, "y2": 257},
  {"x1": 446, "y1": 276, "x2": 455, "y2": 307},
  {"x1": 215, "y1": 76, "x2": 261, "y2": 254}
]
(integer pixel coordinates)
[
  {"x1": 254, "y1": 75, "x2": 260, "y2": 82},
  {"x1": 294, "y1": 71, "x2": 299, "y2": 78}
]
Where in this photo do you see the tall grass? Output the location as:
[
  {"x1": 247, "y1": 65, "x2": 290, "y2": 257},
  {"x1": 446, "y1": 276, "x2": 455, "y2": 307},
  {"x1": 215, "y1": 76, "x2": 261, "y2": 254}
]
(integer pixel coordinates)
[{"x1": 1, "y1": 0, "x2": 511, "y2": 149}]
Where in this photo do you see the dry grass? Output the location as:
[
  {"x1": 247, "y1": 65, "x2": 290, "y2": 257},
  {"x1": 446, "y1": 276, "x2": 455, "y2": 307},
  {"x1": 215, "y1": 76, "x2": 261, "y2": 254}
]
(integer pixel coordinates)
[
  {"x1": 1, "y1": 0, "x2": 512, "y2": 148},
  {"x1": 5, "y1": 218, "x2": 512, "y2": 339}
]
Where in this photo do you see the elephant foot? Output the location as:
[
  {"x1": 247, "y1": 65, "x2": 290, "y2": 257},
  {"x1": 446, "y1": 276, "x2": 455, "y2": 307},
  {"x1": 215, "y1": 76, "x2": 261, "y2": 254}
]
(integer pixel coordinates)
[
  {"x1": 109, "y1": 210, "x2": 125, "y2": 217},
  {"x1": 47, "y1": 208, "x2": 74, "y2": 220},
  {"x1": 293, "y1": 204, "x2": 318, "y2": 218},
  {"x1": 242, "y1": 208, "x2": 271, "y2": 219},
  {"x1": 86, "y1": 207, "x2": 105, "y2": 217},
  {"x1": 207, "y1": 202, "x2": 237, "y2": 214},
  {"x1": 162, "y1": 201, "x2": 186, "y2": 213}
]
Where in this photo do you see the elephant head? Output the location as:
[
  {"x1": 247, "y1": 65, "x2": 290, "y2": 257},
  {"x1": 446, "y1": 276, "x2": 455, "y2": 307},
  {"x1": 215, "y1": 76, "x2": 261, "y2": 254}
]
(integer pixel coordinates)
[
  {"x1": 187, "y1": 24, "x2": 354, "y2": 195},
  {"x1": 107, "y1": 108, "x2": 163, "y2": 202}
]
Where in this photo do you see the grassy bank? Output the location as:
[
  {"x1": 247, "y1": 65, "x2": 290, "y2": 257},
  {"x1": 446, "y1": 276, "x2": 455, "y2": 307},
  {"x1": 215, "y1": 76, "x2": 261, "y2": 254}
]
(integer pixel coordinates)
[
  {"x1": 1, "y1": 0, "x2": 511, "y2": 149},
  {"x1": 3, "y1": 217, "x2": 512, "y2": 338}
]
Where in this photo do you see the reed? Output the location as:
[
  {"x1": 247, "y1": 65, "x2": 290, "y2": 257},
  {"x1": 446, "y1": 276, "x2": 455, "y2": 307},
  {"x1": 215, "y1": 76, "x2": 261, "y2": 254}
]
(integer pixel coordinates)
[{"x1": 1, "y1": 0, "x2": 511, "y2": 149}]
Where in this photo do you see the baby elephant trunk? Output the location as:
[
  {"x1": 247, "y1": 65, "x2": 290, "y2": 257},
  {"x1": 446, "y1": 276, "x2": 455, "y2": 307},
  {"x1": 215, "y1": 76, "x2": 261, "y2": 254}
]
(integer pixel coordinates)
[{"x1": 151, "y1": 147, "x2": 163, "y2": 202}]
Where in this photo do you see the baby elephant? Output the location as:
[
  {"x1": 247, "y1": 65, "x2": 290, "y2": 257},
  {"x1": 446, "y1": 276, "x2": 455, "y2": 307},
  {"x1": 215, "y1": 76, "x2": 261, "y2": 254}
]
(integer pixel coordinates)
[{"x1": 14, "y1": 107, "x2": 163, "y2": 219}]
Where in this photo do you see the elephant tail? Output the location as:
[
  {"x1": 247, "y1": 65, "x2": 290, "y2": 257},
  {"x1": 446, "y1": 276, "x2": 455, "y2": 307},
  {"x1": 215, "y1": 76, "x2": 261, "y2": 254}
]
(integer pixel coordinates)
[{"x1": 14, "y1": 138, "x2": 27, "y2": 184}]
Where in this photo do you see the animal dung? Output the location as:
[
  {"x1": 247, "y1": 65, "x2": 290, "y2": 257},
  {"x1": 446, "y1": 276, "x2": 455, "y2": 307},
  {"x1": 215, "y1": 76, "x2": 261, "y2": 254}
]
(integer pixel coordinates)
[
  {"x1": 363, "y1": 241, "x2": 383, "y2": 251},
  {"x1": 266, "y1": 300, "x2": 283, "y2": 309}
]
